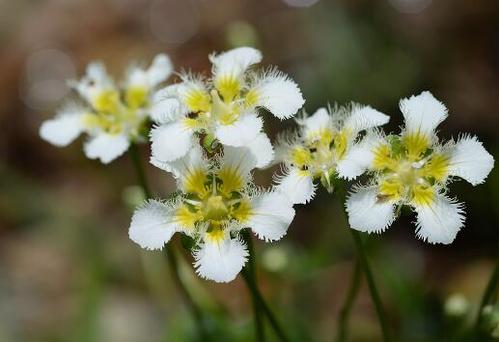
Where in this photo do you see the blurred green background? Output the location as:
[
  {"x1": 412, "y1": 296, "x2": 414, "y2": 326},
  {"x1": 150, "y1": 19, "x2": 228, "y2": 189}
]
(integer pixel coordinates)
[{"x1": 0, "y1": 0, "x2": 498, "y2": 341}]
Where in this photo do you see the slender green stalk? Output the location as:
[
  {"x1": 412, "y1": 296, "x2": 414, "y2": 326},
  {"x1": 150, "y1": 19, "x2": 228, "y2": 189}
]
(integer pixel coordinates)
[
  {"x1": 349, "y1": 229, "x2": 390, "y2": 341},
  {"x1": 474, "y1": 260, "x2": 499, "y2": 334},
  {"x1": 241, "y1": 231, "x2": 289, "y2": 342},
  {"x1": 129, "y1": 144, "x2": 152, "y2": 198},
  {"x1": 337, "y1": 183, "x2": 391, "y2": 342},
  {"x1": 337, "y1": 259, "x2": 362, "y2": 342},
  {"x1": 129, "y1": 143, "x2": 207, "y2": 339},
  {"x1": 241, "y1": 231, "x2": 265, "y2": 342},
  {"x1": 164, "y1": 244, "x2": 208, "y2": 338}
]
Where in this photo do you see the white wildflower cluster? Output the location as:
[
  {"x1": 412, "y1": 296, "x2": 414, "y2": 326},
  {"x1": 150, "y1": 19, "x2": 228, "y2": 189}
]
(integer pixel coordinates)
[
  {"x1": 275, "y1": 105, "x2": 389, "y2": 204},
  {"x1": 40, "y1": 54, "x2": 172, "y2": 163},
  {"x1": 40, "y1": 46, "x2": 495, "y2": 282},
  {"x1": 129, "y1": 47, "x2": 303, "y2": 282},
  {"x1": 276, "y1": 91, "x2": 493, "y2": 244},
  {"x1": 148, "y1": 47, "x2": 304, "y2": 170},
  {"x1": 343, "y1": 92, "x2": 494, "y2": 244},
  {"x1": 130, "y1": 145, "x2": 295, "y2": 282}
]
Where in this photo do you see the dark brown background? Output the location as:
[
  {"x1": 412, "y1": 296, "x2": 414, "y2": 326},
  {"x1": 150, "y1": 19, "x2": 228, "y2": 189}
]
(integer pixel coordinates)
[{"x1": 0, "y1": 0, "x2": 497, "y2": 340}]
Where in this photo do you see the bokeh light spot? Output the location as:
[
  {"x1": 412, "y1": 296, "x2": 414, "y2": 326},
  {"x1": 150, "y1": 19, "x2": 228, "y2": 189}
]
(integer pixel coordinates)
[
  {"x1": 282, "y1": 0, "x2": 320, "y2": 8},
  {"x1": 262, "y1": 246, "x2": 289, "y2": 272},
  {"x1": 388, "y1": 0, "x2": 432, "y2": 14},
  {"x1": 21, "y1": 48, "x2": 75, "y2": 111},
  {"x1": 225, "y1": 21, "x2": 259, "y2": 48},
  {"x1": 149, "y1": 0, "x2": 200, "y2": 45}
]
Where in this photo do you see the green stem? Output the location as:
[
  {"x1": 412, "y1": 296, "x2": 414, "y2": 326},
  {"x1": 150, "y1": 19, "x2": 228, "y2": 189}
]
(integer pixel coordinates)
[
  {"x1": 241, "y1": 231, "x2": 265, "y2": 342},
  {"x1": 241, "y1": 231, "x2": 289, "y2": 342},
  {"x1": 474, "y1": 260, "x2": 499, "y2": 334},
  {"x1": 129, "y1": 144, "x2": 151, "y2": 198},
  {"x1": 129, "y1": 143, "x2": 207, "y2": 339},
  {"x1": 337, "y1": 259, "x2": 362, "y2": 342},
  {"x1": 337, "y1": 183, "x2": 391, "y2": 342},
  {"x1": 164, "y1": 244, "x2": 208, "y2": 338},
  {"x1": 349, "y1": 229, "x2": 390, "y2": 341}
]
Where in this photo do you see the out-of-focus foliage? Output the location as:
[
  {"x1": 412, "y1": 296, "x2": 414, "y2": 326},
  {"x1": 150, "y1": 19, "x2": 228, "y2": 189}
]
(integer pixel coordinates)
[{"x1": 0, "y1": 0, "x2": 497, "y2": 341}]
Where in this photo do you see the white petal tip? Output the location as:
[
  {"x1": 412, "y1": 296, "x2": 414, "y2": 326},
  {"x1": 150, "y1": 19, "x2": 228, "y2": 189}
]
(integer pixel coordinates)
[
  {"x1": 84, "y1": 134, "x2": 130, "y2": 164},
  {"x1": 129, "y1": 200, "x2": 177, "y2": 250},
  {"x1": 275, "y1": 169, "x2": 316, "y2": 205},
  {"x1": 150, "y1": 123, "x2": 193, "y2": 163},
  {"x1": 248, "y1": 192, "x2": 295, "y2": 242},
  {"x1": 448, "y1": 135, "x2": 494, "y2": 186},
  {"x1": 345, "y1": 188, "x2": 395, "y2": 233},
  {"x1": 254, "y1": 75, "x2": 305, "y2": 120},
  {"x1": 414, "y1": 196, "x2": 465, "y2": 245},
  {"x1": 193, "y1": 238, "x2": 249, "y2": 283}
]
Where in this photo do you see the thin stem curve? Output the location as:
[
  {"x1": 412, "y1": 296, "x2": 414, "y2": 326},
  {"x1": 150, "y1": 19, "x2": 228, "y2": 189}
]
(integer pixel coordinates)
[
  {"x1": 337, "y1": 259, "x2": 362, "y2": 342},
  {"x1": 241, "y1": 231, "x2": 265, "y2": 341},
  {"x1": 474, "y1": 260, "x2": 499, "y2": 336},
  {"x1": 337, "y1": 183, "x2": 391, "y2": 342},
  {"x1": 129, "y1": 143, "x2": 208, "y2": 339},
  {"x1": 241, "y1": 230, "x2": 289, "y2": 342}
]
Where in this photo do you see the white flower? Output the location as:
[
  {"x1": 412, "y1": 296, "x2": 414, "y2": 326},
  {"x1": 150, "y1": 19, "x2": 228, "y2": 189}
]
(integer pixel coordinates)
[
  {"x1": 149, "y1": 47, "x2": 304, "y2": 169},
  {"x1": 275, "y1": 104, "x2": 389, "y2": 204},
  {"x1": 40, "y1": 54, "x2": 173, "y2": 163},
  {"x1": 345, "y1": 91, "x2": 494, "y2": 244},
  {"x1": 129, "y1": 145, "x2": 295, "y2": 283}
]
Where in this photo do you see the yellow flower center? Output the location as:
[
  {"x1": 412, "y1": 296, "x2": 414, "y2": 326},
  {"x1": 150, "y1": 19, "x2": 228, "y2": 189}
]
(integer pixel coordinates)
[
  {"x1": 203, "y1": 195, "x2": 229, "y2": 221},
  {"x1": 180, "y1": 76, "x2": 260, "y2": 133},
  {"x1": 82, "y1": 87, "x2": 148, "y2": 137},
  {"x1": 214, "y1": 74, "x2": 241, "y2": 102},
  {"x1": 289, "y1": 127, "x2": 351, "y2": 180},
  {"x1": 397, "y1": 160, "x2": 418, "y2": 185},
  {"x1": 93, "y1": 89, "x2": 120, "y2": 113},
  {"x1": 373, "y1": 133, "x2": 450, "y2": 206},
  {"x1": 125, "y1": 86, "x2": 148, "y2": 109},
  {"x1": 174, "y1": 166, "x2": 253, "y2": 232},
  {"x1": 210, "y1": 90, "x2": 240, "y2": 125}
]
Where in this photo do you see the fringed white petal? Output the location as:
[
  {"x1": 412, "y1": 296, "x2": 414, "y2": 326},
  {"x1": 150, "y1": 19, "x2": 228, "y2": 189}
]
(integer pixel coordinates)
[
  {"x1": 336, "y1": 141, "x2": 374, "y2": 180},
  {"x1": 86, "y1": 62, "x2": 110, "y2": 84},
  {"x1": 129, "y1": 200, "x2": 178, "y2": 250},
  {"x1": 248, "y1": 133, "x2": 274, "y2": 168},
  {"x1": 149, "y1": 156, "x2": 174, "y2": 173},
  {"x1": 126, "y1": 69, "x2": 148, "y2": 90},
  {"x1": 447, "y1": 135, "x2": 494, "y2": 186},
  {"x1": 150, "y1": 98, "x2": 184, "y2": 123},
  {"x1": 273, "y1": 143, "x2": 289, "y2": 165},
  {"x1": 146, "y1": 54, "x2": 173, "y2": 88},
  {"x1": 222, "y1": 145, "x2": 258, "y2": 183},
  {"x1": 215, "y1": 113, "x2": 263, "y2": 147},
  {"x1": 126, "y1": 55, "x2": 173, "y2": 91},
  {"x1": 303, "y1": 108, "x2": 330, "y2": 137},
  {"x1": 414, "y1": 194, "x2": 465, "y2": 244},
  {"x1": 150, "y1": 130, "x2": 202, "y2": 177},
  {"x1": 252, "y1": 72, "x2": 304, "y2": 119},
  {"x1": 275, "y1": 168, "x2": 316, "y2": 204},
  {"x1": 150, "y1": 85, "x2": 186, "y2": 123},
  {"x1": 344, "y1": 105, "x2": 389, "y2": 133},
  {"x1": 150, "y1": 122, "x2": 193, "y2": 163},
  {"x1": 177, "y1": 80, "x2": 209, "y2": 109},
  {"x1": 166, "y1": 145, "x2": 207, "y2": 185},
  {"x1": 39, "y1": 105, "x2": 86, "y2": 146},
  {"x1": 211, "y1": 47, "x2": 262, "y2": 79},
  {"x1": 73, "y1": 62, "x2": 114, "y2": 103},
  {"x1": 247, "y1": 192, "x2": 295, "y2": 242},
  {"x1": 83, "y1": 133, "x2": 129, "y2": 164},
  {"x1": 346, "y1": 187, "x2": 396, "y2": 233},
  {"x1": 400, "y1": 91, "x2": 448, "y2": 136},
  {"x1": 194, "y1": 235, "x2": 248, "y2": 283}
]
